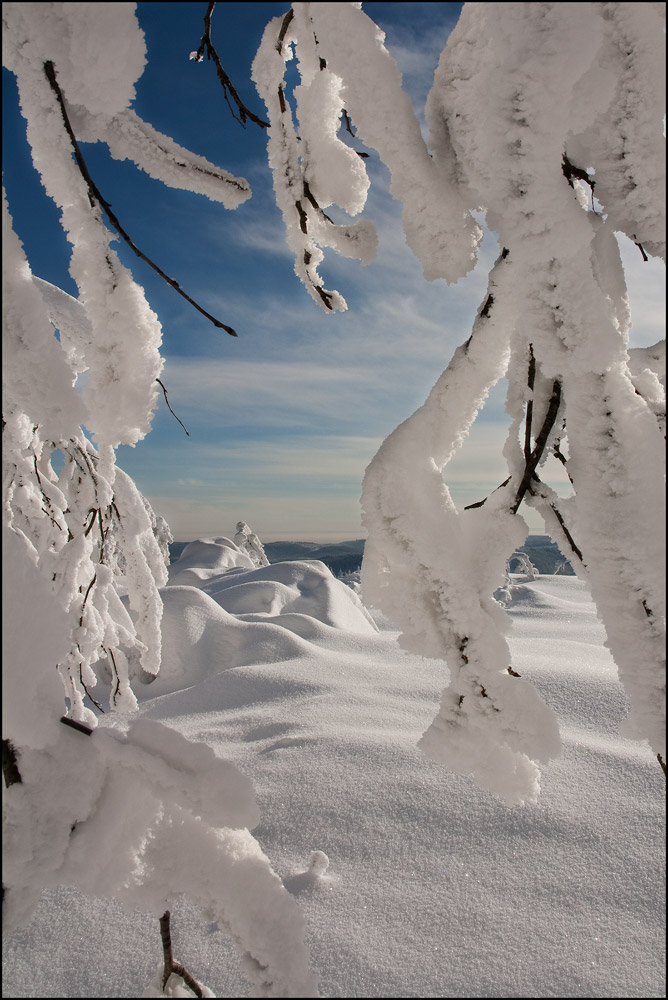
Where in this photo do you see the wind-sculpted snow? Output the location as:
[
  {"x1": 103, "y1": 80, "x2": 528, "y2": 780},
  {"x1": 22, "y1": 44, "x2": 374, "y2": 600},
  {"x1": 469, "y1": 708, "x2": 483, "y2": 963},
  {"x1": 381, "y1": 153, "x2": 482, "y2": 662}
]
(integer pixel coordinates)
[
  {"x1": 4, "y1": 575, "x2": 664, "y2": 999},
  {"x1": 135, "y1": 585, "x2": 319, "y2": 697},
  {"x1": 126, "y1": 555, "x2": 377, "y2": 698},
  {"x1": 199, "y1": 558, "x2": 378, "y2": 634},
  {"x1": 167, "y1": 537, "x2": 256, "y2": 586}
]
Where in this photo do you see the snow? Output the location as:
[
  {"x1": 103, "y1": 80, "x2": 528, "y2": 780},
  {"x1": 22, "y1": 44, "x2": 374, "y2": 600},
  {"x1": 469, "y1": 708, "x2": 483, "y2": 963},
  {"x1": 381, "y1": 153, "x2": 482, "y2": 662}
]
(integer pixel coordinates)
[
  {"x1": 358, "y1": 0, "x2": 666, "y2": 796},
  {"x1": 2, "y1": 2, "x2": 664, "y2": 997},
  {"x1": 3, "y1": 559, "x2": 665, "y2": 998}
]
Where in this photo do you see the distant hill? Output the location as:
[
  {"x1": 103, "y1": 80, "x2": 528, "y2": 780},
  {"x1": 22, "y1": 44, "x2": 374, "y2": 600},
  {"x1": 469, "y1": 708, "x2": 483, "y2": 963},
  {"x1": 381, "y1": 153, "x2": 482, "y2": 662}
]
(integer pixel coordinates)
[{"x1": 169, "y1": 536, "x2": 573, "y2": 576}]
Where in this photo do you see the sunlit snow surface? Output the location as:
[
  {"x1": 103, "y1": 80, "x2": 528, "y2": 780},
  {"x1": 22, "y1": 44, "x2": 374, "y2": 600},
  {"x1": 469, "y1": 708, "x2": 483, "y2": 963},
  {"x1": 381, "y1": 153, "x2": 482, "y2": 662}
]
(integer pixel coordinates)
[{"x1": 3, "y1": 563, "x2": 664, "y2": 999}]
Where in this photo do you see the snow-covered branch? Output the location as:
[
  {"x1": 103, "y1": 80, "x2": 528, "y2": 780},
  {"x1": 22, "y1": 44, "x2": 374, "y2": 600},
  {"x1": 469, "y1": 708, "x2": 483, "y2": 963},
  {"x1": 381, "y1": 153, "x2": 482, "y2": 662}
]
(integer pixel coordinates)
[{"x1": 256, "y1": 2, "x2": 665, "y2": 800}]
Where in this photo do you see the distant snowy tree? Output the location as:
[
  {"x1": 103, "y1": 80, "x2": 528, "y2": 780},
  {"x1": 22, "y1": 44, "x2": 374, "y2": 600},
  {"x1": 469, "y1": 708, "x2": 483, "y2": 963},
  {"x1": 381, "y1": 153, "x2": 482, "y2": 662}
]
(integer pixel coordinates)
[
  {"x1": 234, "y1": 520, "x2": 270, "y2": 568},
  {"x1": 2, "y1": 3, "x2": 317, "y2": 995},
  {"x1": 253, "y1": 1, "x2": 665, "y2": 802}
]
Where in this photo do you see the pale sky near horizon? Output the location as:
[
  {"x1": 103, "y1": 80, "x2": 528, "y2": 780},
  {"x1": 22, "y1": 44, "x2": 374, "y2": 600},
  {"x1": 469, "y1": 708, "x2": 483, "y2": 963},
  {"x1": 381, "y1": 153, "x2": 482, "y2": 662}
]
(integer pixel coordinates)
[{"x1": 3, "y1": 2, "x2": 664, "y2": 542}]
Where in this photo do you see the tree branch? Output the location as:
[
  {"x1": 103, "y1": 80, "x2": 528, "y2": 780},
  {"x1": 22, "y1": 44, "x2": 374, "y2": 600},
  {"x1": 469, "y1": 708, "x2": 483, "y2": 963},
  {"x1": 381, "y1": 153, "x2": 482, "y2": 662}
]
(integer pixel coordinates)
[
  {"x1": 276, "y1": 9, "x2": 295, "y2": 53},
  {"x1": 59, "y1": 716, "x2": 94, "y2": 736},
  {"x1": 160, "y1": 910, "x2": 204, "y2": 997},
  {"x1": 43, "y1": 60, "x2": 239, "y2": 336},
  {"x1": 524, "y1": 344, "x2": 536, "y2": 463},
  {"x1": 464, "y1": 477, "x2": 511, "y2": 510},
  {"x1": 193, "y1": 2, "x2": 269, "y2": 129},
  {"x1": 526, "y1": 476, "x2": 584, "y2": 565},
  {"x1": 2, "y1": 740, "x2": 22, "y2": 788},
  {"x1": 156, "y1": 379, "x2": 190, "y2": 437},
  {"x1": 511, "y1": 379, "x2": 562, "y2": 514},
  {"x1": 631, "y1": 234, "x2": 649, "y2": 262}
]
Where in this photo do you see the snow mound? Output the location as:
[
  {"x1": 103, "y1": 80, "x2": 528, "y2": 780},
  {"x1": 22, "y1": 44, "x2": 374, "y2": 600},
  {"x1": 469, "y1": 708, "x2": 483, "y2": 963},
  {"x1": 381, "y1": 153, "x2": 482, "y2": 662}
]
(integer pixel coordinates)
[
  {"x1": 201, "y1": 559, "x2": 379, "y2": 635},
  {"x1": 118, "y1": 557, "x2": 376, "y2": 699},
  {"x1": 167, "y1": 537, "x2": 255, "y2": 586},
  {"x1": 136, "y1": 585, "x2": 320, "y2": 696}
]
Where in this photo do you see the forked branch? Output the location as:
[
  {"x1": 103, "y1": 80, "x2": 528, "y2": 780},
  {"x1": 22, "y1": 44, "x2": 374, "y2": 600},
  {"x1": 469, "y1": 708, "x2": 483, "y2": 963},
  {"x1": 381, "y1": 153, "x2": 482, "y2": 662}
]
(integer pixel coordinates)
[
  {"x1": 159, "y1": 910, "x2": 204, "y2": 997},
  {"x1": 43, "y1": 60, "x2": 239, "y2": 336},
  {"x1": 193, "y1": 2, "x2": 269, "y2": 129}
]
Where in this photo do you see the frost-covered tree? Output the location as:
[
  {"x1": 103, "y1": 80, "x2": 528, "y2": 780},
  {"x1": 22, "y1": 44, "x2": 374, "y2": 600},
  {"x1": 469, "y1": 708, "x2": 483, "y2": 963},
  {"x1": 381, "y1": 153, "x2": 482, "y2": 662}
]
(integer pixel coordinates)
[
  {"x1": 234, "y1": 521, "x2": 271, "y2": 568},
  {"x1": 2, "y1": 4, "x2": 317, "y2": 995},
  {"x1": 252, "y1": 1, "x2": 665, "y2": 802}
]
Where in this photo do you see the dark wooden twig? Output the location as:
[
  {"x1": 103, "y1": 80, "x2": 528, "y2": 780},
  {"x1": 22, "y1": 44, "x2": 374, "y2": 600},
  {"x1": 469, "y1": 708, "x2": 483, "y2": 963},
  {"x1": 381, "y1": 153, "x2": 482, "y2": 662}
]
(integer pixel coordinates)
[
  {"x1": 159, "y1": 910, "x2": 204, "y2": 997},
  {"x1": 193, "y1": 2, "x2": 269, "y2": 129},
  {"x1": 43, "y1": 60, "x2": 238, "y2": 336},
  {"x1": 524, "y1": 344, "x2": 536, "y2": 463},
  {"x1": 631, "y1": 235, "x2": 649, "y2": 262},
  {"x1": 2, "y1": 740, "x2": 22, "y2": 787},
  {"x1": 526, "y1": 477, "x2": 584, "y2": 565},
  {"x1": 479, "y1": 294, "x2": 494, "y2": 319},
  {"x1": 562, "y1": 154, "x2": 596, "y2": 209},
  {"x1": 511, "y1": 380, "x2": 562, "y2": 514},
  {"x1": 552, "y1": 436, "x2": 574, "y2": 484},
  {"x1": 464, "y1": 476, "x2": 512, "y2": 510},
  {"x1": 276, "y1": 8, "x2": 295, "y2": 53},
  {"x1": 77, "y1": 653, "x2": 106, "y2": 713},
  {"x1": 342, "y1": 108, "x2": 355, "y2": 137},
  {"x1": 60, "y1": 716, "x2": 94, "y2": 736},
  {"x1": 156, "y1": 379, "x2": 190, "y2": 437}
]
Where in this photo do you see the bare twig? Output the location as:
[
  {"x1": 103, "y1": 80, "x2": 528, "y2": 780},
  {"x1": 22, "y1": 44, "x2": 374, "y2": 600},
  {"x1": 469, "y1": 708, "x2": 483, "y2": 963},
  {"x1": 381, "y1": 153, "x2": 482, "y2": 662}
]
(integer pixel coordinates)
[
  {"x1": 2, "y1": 740, "x2": 22, "y2": 787},
  {"x1": 43, "y1": 60, "x2": 239, "y2": 336},
  {"x1": 193, "y1": 2, "x2": 269, "y2": 129},
  {"x1": 631, "y1": 235, "x2": 649, "y2": 262},
  {"x1": 33, "y1": 454, "x2": 65, "y2": 531},
  {"x1": 79, "y1": 573, "x2": 97, "y2": 625},
  {"x1": 77, "y1": 652, "x2": 106, "y2": 713},
  {"x1": 658, "y1": 753, "x2": 666, "y2": 776},
  {"x1": 59, "y1": 716, "x2": 94, "y2": 736},
  {"x1": 479, "y1": 294, "x2": 495, "y2": 319},
  {"x1": 342, "y1": 108, "x2": 355, "y2": 136},
  {"x1": 276, "y1": 8, "x2": 295, "y2": 53},
  {"x1": 524, "y1": 344, "x2": 536, "y2": 463},
  {"x1": 562, "y1": 154, "x2": 596, "y2": 210},
  {"x1": 159, "y1": 911, "x2": 204, "y2": 997},
  {"x1": 511, "y1": 379, "x2": 562, "y2": 514},
  {"x1": 464, "y1": 476, "x2": 512, "y2": 510},
  {"x1": 527, "y1": 477, "x2": 584, "y2": 565},
  {"x1": 156, "y1": 379, "x2": 190, "y2": 437}
]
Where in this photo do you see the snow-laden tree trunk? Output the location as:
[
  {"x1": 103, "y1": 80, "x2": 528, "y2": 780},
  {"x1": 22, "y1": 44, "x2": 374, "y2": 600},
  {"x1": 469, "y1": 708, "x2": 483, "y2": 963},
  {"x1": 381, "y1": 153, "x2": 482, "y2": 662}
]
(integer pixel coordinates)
[{"x1": 254, "y1": 1, "x2": 665, "y2": 801}]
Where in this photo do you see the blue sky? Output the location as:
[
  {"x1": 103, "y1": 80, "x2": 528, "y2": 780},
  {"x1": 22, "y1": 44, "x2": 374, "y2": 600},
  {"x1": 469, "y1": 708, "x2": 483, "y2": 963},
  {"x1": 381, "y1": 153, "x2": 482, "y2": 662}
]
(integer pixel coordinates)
[{"x1": 3, "y1": 2, "x2": 664, "y2": 541}]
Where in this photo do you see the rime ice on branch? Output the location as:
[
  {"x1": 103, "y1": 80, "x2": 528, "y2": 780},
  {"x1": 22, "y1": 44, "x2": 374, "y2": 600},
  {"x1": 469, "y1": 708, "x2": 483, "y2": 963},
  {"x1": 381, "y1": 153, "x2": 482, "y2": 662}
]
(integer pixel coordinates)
[
  {"x1": 254, "y1": 2, "x2": 665, "y2": 801},
  {"x1": 3, "y1": 4, "x2": 318, "y2": 993},
  {"x1": 2, "y1": 0, "x2": 252, "y2": 728}
]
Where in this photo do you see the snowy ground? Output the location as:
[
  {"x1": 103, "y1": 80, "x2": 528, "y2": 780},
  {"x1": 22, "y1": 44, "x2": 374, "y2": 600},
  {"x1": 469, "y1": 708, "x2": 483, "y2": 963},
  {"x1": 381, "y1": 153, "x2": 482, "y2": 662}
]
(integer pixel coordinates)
[{"x1": 3, "y1": 545, "x2": 665, "y2": 999}]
